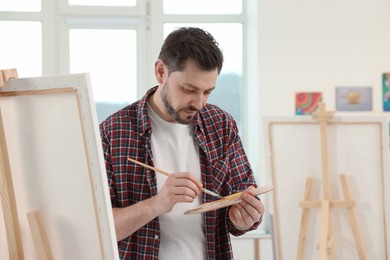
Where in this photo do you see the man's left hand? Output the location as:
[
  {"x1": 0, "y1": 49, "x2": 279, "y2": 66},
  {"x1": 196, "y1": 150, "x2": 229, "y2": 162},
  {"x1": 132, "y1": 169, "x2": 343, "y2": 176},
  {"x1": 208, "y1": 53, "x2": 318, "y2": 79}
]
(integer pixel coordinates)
[{"x1": 228, "y1": 186, "x2": 265, "y2": 230}]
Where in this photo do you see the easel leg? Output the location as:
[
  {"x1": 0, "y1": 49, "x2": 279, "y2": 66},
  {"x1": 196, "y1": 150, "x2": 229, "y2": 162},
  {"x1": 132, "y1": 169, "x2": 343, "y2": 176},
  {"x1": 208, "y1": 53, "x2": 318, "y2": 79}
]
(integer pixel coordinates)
[
  {"x1": 327, "y1": 216, "x2": 335, "y2": 260},
  {"x1": 319, "y1": 200, "x2": 330, "y2": 260},
  {"x1": 297, "y1": 177, "x2": 314, "y2": 260},
  {"x1": 0, "y1": 108, "x2": 24, "y2": 260},
  {"x1": 27, "y1": 211, "x2": 53, "y2": 260},
  {"x1": 254, "y1": 238, "x2": 260, "y2": 260},
  {"x1": 340, "y1": 175, "x2": 367, "y2": 260},
  {"x1": 316, "y1": 217, "x2": 335, "y2": 259}
]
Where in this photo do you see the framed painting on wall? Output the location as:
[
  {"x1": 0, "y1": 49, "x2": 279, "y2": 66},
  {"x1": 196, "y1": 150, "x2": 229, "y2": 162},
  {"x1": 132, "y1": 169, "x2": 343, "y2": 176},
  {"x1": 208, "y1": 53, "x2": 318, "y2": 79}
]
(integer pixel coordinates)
[
  {"x1": 335, "y1": 86, "x2": 372, "y2": 111},
  {"x1": 295, "y1": 92, "x2": 322, "y2": 115},
  {"x1": 383, "y1": 73, "x2": 390, "y2": 111}
]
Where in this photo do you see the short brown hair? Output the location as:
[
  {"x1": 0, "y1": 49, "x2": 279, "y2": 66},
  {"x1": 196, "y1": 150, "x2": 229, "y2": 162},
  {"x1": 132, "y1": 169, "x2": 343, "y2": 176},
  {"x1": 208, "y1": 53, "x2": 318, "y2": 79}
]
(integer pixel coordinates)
[{"x1": 158, "y1": 27, "x2": 224, "y2": 74}]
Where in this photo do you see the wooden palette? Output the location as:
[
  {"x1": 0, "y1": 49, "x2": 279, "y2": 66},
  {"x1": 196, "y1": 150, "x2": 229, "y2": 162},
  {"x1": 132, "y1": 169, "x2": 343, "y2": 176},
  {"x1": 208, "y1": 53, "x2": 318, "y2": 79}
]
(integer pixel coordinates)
[{"x1": 184, "y1": 185, "x2": 274, "y2": 215}]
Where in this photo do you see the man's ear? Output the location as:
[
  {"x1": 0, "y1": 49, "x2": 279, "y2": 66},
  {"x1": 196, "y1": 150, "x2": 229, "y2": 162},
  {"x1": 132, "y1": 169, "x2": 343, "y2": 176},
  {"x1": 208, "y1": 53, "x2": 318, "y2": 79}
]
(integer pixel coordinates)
[{"x1": 154, "y1": 60, "x2": 167, "y2": 84}]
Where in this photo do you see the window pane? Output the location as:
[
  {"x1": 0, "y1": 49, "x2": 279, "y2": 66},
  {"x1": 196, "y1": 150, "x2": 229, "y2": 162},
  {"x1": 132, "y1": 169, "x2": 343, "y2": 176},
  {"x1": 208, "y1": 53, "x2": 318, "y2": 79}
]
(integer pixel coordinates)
[
  {"x1": 0, "y1": 21, "x2": 42, "y2": 77},
  {"x1": 68, "y1": 0, "x2": 136, "y2": 6},
  {"x1": 0, "y1": 0, "x2": 40, "y2": 12},
  {"x1": 164, "y1": 23, "x2": 243, "y2": 129},
  {"x1": 69, "y1": 29, "x2": 137, "y2": 123},
  {"x1": 164, "y1": 0, "x2": 242, "y2": 14}
]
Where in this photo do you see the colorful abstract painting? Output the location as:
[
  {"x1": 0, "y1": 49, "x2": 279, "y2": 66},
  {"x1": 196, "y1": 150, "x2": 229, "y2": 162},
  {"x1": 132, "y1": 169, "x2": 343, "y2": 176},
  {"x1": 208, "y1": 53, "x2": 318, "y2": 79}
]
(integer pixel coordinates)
[
  {"x1": 295, "y1": 92, "x2": 322, "y2": 115},
  {"x1": 383, "y1": 73, "x2": 390, "y2": 111}
]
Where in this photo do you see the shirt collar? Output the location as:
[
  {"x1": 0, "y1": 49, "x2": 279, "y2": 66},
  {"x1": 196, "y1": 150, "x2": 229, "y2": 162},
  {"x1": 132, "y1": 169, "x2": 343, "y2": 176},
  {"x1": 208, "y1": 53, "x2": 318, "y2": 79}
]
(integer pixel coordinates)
[{"x1": 137, "y1": 86, "x2": 157, "y2": 137}]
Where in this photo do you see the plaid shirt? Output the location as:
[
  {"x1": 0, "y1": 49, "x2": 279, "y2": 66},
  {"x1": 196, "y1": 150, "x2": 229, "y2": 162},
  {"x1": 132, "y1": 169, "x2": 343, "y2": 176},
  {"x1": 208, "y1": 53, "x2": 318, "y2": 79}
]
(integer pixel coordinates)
[{"x1": 100, "y1": 86, "x2": 260, "y2": 260}]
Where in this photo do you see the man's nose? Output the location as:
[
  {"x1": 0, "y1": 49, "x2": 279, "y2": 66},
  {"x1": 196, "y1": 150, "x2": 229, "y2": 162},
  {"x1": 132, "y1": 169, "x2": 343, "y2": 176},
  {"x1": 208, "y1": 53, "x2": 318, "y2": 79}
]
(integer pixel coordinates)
[{"x1": 191, "y1": 94, "x2": 205, "y2": 110}]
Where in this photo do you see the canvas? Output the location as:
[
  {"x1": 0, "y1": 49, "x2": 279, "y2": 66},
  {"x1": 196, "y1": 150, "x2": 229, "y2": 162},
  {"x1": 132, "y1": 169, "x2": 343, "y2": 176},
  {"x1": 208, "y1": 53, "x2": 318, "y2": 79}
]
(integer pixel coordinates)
[
  {"x1": 0, "y1": 74, "x2": 119, "y2": 260},
  {"x1": 263, "y1": 115, "x2": 390, "y2": 260}
]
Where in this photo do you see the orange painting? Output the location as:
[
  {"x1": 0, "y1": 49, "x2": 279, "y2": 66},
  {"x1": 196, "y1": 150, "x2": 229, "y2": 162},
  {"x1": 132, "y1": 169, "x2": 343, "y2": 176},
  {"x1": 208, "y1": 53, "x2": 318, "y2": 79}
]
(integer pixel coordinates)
[{"x1": 295, "y1": 92, "x2": 322, "y2": 115}]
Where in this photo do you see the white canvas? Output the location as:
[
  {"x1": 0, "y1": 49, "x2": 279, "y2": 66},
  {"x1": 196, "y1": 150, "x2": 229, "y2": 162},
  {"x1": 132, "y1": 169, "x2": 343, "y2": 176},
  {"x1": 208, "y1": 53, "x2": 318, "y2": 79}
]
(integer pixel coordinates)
[
  {"x1": 263, "y1": 116, "x2": 390, "y2": 260},
  {"x1": 0, "y1": 74, "x2": 119, "y2": 260}
]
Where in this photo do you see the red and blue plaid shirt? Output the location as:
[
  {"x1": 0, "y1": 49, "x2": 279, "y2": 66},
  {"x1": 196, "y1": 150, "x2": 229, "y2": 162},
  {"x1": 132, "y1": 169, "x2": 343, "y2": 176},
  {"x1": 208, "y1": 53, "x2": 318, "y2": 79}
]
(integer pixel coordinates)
[{"x1": 100, "y1": 86, "x2": 260, "y2": 260}]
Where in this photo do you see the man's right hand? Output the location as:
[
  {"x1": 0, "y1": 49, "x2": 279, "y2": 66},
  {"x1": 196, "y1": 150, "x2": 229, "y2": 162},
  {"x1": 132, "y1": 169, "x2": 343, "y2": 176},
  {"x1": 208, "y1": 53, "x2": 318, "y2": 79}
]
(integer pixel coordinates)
[
  {"x1": 112, "y1": 172, "x2": 203, "y2": 241},
  {"x1": 152, "y1": 172, "x2": 203, "y2": 214}
]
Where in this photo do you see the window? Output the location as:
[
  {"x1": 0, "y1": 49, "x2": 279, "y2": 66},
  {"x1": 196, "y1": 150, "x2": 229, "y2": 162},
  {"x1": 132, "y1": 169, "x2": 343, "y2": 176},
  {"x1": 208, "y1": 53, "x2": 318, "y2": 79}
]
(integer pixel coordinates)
[
  {"x1": 69, "y1": 29, "x2": 137, "y2": 122},
  {"x1": 0, "y1": 0, "x2": 256, "y2": 171},
  {"x1": 0, "y1": 0, "x2": 256, "y2": 159},
  {"x1": 0, "y1": 0, "x2": 246, "y2": 126},
  {"x1": 163, "y1": 0, "x2": 242, "y2": 14},
  {"x1": 0, "y1": 21, "x2": 42, "y2": 77},
  {"x1": 0, "y1": 0, "x2": 264, "y2": 235},
  {"x1": 0, "y1": 0, "x2": 40, "y2": 12},
  {"x1": 68, "y1": 0, "x2": 136, "y2": 6}
]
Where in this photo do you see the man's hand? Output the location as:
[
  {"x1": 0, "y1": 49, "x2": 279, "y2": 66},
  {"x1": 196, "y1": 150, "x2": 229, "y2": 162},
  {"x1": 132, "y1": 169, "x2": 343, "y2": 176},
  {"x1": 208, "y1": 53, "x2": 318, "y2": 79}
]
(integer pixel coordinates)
[
  {"x1": 113, "y1": 172, "x2": 203, "y2": 240},
  {"x1": 228, "y1": 186, "x2": 265, "y2": 230},
  {"x1": 152, "y1": 172, "x2": 203, "y2": 214}
]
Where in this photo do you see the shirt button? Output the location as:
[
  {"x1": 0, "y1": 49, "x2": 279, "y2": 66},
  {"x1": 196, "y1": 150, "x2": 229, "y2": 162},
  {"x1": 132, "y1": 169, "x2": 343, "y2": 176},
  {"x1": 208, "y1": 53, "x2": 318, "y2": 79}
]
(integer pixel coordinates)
[{"x1": 155, "y1": 235, "x2": 159, "y2": 239}]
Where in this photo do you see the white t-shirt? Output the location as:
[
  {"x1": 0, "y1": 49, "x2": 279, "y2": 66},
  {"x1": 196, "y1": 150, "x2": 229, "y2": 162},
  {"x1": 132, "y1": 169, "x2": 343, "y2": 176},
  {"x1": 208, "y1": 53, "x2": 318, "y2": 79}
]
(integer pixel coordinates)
[{"x1": 147, "y1": 104, "x2": 207, "y2": 260}]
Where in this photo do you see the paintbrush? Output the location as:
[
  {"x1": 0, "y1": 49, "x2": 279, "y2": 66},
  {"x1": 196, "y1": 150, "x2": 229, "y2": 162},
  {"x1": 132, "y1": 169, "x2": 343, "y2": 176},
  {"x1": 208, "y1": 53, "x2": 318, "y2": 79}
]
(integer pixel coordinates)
[{"x1": 128, "y1": 157, "x2": 222, "y2": 199}]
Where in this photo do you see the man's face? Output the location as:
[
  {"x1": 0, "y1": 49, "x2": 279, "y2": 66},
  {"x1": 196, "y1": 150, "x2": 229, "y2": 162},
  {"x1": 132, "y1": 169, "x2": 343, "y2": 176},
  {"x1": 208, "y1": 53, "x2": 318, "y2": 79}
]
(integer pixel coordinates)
[{"x1": 160, "y1": 60, "x2": 218, "y2": 124}]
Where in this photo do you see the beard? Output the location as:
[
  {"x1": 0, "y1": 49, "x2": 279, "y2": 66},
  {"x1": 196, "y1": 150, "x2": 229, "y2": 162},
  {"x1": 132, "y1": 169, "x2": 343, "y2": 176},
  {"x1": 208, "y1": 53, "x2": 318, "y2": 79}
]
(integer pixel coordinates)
[{"x1": 160, "y1": 81, "x2": 199, "y2": 125}]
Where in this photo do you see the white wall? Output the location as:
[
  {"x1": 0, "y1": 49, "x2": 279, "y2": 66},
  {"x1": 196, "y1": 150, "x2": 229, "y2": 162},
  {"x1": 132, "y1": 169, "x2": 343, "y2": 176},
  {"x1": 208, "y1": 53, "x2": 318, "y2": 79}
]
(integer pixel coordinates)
[
  {"x1": 233, "y1": 1, "x2": 390, "y2": 259},
  {"x1": 258, "y1": 0, "x2": 390, "y2": 116}
]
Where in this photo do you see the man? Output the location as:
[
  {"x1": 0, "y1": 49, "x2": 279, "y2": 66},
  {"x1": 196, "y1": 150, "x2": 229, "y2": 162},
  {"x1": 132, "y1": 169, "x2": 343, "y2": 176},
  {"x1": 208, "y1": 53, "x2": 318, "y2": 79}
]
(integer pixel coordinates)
[{"x1": 100, "y1": 27, "x2": 264, "y2": 260}]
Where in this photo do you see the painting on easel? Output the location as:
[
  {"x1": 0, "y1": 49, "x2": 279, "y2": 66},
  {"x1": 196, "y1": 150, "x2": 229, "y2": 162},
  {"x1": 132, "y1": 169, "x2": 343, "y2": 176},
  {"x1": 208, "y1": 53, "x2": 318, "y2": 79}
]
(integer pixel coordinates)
[
  {"x1": 0, "y1": 73, "x2": 118, "y2": 260},
  {"x1": 263, "y1": 113, "x2": 390, "y2": 260}
]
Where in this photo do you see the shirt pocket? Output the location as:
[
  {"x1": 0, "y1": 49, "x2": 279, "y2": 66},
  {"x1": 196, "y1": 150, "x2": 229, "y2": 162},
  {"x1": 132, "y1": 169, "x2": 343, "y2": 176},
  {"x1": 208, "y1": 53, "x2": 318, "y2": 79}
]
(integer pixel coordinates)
[{"x1": 208, "y1": 158, "x2": 232, "y2": 196}]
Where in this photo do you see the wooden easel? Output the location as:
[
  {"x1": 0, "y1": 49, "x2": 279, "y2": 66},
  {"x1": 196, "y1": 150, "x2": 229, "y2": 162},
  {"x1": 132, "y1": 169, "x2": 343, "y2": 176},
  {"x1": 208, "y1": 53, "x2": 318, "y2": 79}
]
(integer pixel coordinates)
[
  {"x1": 296, "y1": 102, "x2": 367, "y2": 260},
  {"x1": 0, "y1": 69, "x2": 53, "y2": 260},
  {"x1": 0, "y1": 69, "x2": 18, "y2": 87}
]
